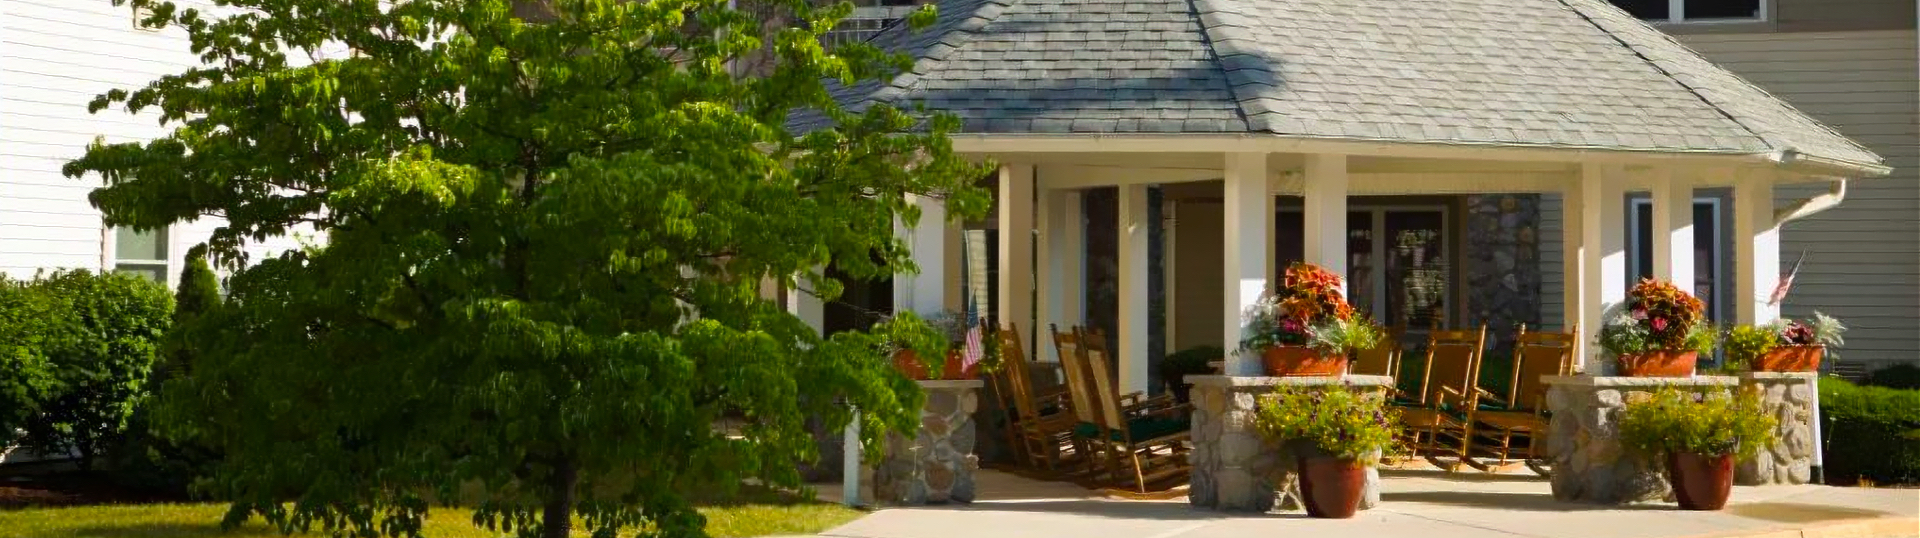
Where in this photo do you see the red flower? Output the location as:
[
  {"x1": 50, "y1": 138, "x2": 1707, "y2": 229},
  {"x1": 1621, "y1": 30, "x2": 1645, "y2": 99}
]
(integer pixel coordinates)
[{"x1": 1651, "y1": 317, "x2": 1668, "y2": 332}]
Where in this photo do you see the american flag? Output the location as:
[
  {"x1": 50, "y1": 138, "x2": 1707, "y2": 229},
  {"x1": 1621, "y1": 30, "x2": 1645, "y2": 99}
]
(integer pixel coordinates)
[
  {"x1": 962, "y1": 316, "x2": 985, "y2": 371},
  {"x1": 1769, "y1": 251, "x2": 1807, "y2": 306}
]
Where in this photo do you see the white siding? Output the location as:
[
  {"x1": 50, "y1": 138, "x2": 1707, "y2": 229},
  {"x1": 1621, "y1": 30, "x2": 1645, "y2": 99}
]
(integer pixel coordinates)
[
  {"x1": 1539, "y1": 30, "x2": 1920, "y2": 363},
  {"x1": 0, "y1": 0, "x2": 303, "y2": 285}
]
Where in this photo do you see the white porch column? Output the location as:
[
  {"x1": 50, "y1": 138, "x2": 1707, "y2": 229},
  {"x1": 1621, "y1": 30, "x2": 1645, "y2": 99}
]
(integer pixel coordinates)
[
  {"x1": 1560, "y1": 178, "x2": 1587, "y2": 367},
  {"x1": 1577, "y1": 164, "x2": 1628, "y2": 373},
  {"x1": 998, "y1": 164, "x2": 1036, "y2": 341},
  {"x1": 788, "y1": 272, "x2": 826, "y2": 335},
  {"x1": 897, "y1": 194, "x2": 952, "y2": 317},
  {"x1": 1223, "y1": 152, "x2": 1270, "y2": 376},
  {"x1": 1038, "y1": 188, "x2": 1085, "y2": 362},
  {"x1": 1734, "y1": 175, "x2": 1782, "y2": 325},
  {"x1": 1117, "y1": 184, "x2": 1151, "y2": 393},
  {"x1": 1303, "y1": 154, "x2": 1349, "y2": 297},
  {"x1": 1650, "y1": 170, "x2": 1696, "y2": 295}
]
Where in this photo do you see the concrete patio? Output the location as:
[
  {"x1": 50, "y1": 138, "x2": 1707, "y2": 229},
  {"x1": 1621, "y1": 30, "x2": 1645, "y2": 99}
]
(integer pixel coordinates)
[{"x1": 805, "y1": 469, "x2": 1919, "y2": 538}]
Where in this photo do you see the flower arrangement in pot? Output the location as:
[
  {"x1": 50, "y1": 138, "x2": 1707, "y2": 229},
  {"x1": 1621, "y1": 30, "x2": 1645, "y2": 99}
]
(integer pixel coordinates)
[
  {"x1": 1239, "y1": 262, "x2": 1383, "y2": 376},
  {"x1": 1254, "y1": 385, "x2": 1401, "y2": 518},
  {"x1": 1724, "y1": 312, "x2": 1846, "y2": 373},
  {"x1": 880, "y1": 310, "x2": 983, "y2": 380},
  {"x1": 1598, "y1": 278, "x2": 1715, "y2": 377},
  {"x1": 1619, "y1": 386, "x2": 1778, "y2": 510}
]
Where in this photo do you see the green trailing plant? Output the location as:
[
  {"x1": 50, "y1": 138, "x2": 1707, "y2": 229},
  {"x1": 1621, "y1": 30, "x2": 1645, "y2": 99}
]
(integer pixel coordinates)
[
  {"x1": 1619, "y1": 386, "x2": 1778, "y2": 461},
  {"x1": 66, "y1": 1, "x2": 991, "y2": 537},
  {"x1": 1307, "y1": 315, "x2": 1387, "y2": 357},
  {"x1": 1254, "y1": 385, "x2": 1400, "y2": 462}
]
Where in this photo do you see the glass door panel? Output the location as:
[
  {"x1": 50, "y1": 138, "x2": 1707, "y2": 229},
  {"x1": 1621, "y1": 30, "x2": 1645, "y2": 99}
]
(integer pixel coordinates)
[{"x1": 1386, "y1": 211, "x2": 1447, "y2": 332}]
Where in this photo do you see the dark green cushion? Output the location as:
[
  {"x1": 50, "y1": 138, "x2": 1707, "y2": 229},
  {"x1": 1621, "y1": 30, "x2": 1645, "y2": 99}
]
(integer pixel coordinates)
[{"x1": 1073, "y1": 416, "x2": 1191, "y2": 442}]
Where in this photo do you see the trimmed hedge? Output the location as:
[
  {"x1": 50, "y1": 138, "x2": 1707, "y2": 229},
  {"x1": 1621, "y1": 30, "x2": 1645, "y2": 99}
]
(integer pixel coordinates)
[{"x1": 1818, "y1": 377, "x2": 1920, "y2": 485}]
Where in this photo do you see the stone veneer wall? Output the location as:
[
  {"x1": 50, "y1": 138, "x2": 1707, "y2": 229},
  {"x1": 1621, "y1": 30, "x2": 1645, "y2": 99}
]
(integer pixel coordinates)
[
  {"x1": 1545, "y1": 374, "x2": 1817, "y2": 504},
  {"x1": 870, "y1": 380, "x2": 981, "y2": 505},
  {"x1": 1736, "y1": 373, "x2": 1817, "y2": 485},
  {"x1": 1187, "y1": 375, "x2": 1394, "y2": 513},
  {"x1": 1464, "y1": 194, "x2": 1542, "y2": 354}
]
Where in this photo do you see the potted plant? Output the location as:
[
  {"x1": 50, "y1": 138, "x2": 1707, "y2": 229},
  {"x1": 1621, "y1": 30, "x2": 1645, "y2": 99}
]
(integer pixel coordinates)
[
  {"x1": 1619, "y1": 386, "x2": 1778, "y2": 510},
  {"x1": 1159, "y1": 346, "x2": 1223, "y2": 403},
  {"x1": 1240, "y1": 262, "x2": 1380, "y2": 376},
  {"x1": 882, "y1": 310, "x2": 981, "y2": 381},
  {"x1": 1726, "y1": 313, "x2": 1845, "y2": 373},
  {"x1": 1598, "y1": 278, "x2": 1715, "y2": 377},
  {"x1": 1254, "y1": 385, "x2": 1400, "y2": 518}
]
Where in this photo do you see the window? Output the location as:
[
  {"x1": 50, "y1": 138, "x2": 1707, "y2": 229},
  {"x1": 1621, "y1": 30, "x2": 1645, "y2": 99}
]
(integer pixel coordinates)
[
  {"x1": 1628, "y1": 199, "x2": 1722, "y2": 321},
  {"x1": 1610, "y1": 0, "x2": 1765, "y2": 23},
  {"x1": 115, "y1": 227, "x2": 169, "y2": 284}
]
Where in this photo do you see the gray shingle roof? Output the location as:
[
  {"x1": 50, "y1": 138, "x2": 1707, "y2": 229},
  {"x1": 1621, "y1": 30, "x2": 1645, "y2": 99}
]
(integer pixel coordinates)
[{"x1": 797, "y1": 0, "x2": 1885, "y2": 171}]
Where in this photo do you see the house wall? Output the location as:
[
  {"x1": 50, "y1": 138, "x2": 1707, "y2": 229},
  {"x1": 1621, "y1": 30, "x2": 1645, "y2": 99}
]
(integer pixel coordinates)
[
  {"x1": 0, "y1": 0, "x2": 303, "y2": 287},
  {"x1": 1541, "y1": 28, "x2": 1919, "y2": 364}
]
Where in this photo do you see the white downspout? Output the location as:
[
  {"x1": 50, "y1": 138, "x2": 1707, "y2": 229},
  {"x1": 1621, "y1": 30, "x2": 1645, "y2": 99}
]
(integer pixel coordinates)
[{"x1": 1773, "y1": 178, "x2": 1848, "y2": 227}]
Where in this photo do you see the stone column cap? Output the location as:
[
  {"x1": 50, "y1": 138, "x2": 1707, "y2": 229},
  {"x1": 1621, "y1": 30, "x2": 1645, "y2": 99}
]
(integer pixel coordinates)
[
  {"x1": 1739, "y1": 372, "x2": 1819, "y2": 381},
  {"x1": 1541, "y1": 374, "x2": 1738, "y2": 387},
  {"x1": 1185, "y1": 374, "x2": 1395, "y2": 387},
  {"x1": 915, "y1": 379, "x2": 986, "y2": 389}
]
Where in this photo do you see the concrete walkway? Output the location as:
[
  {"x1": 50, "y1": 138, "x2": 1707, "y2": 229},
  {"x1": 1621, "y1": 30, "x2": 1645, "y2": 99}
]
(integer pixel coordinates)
[{"x1": 811, "y1": 469, "x2": 1919, "y2": 538}]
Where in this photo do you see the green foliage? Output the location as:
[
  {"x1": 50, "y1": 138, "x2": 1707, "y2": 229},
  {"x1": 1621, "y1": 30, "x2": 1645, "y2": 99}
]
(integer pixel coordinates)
[
  {"x1": 1818, "y1": 377, "x2": 1920, "y2": 484},
  {"x1": 0, "y1": 277, "x2": 59, "y2": 448},
  {"x1": 1158, "y1": 346, "x2": 1222, "y2": 388},
  {"x1": 1618, "y1": 386, "x2": 1776, "y2": 461},
  {"x1": 1306, "y1": 315, "x2": 1385, "y2": 356},
  {"x1": 1599, "y1": 279, "x2": 1711, "y2": 357},
  {"x1": 66, "y1": 1, "x2": 989, "y2": 537},
  {"x1": 1722, "y1": 324, "x2": 1779, "y2": 369},
  {"x1": 18, "y1": 270, "x2": 175, "y2": 468},
  {"x1": 1254, "y1": 386, "x2": 1400, "y2": 462},
  {"x1": 1865, "y1": 364, "x2": 1920, "y2": 391},
  {"x1": 106, "y1": 255, "x2": 227, "y2": 496}
]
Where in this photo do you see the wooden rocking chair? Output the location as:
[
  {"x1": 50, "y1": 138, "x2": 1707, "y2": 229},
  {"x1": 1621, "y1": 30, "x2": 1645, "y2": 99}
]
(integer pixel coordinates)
[
  {"x1": 994, "y1": 324, "x2": 1081, "y2": 473},
  {"x1": 1473, "y1": 325, "x2": 1576, "y2": 476},
  {"x1": 1073, "y1": 326, "x2": 1191, "y2": 493},
  {"x1": 1398, "y1": 326, "x2": 1489, "y2": 472},
  {"x1": 1350, "y1": 324, "x2": 1406, "y2": 377}
]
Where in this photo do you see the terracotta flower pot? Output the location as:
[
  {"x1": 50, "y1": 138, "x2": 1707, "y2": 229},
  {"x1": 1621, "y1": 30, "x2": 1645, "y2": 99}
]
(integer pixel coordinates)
[
  {"x1": 1297, "y1": 456, "x2": 1366, "y2": 518},
  {"x1": 893, "y1": 349, "x2": 976, "y2": 380},
  {"x1": 1751, "y1": 345, "x2": 1823, "y2": 373},
  {"x1": 1263, "y1": 346, "x2": 1348, "y2": 377},
  {"x1": 1616, "y1": 350, "x2": 1699, "y2": 377},
  {"x1": 1665, "y1": 452, "x2": 1734, "y2": 510}
]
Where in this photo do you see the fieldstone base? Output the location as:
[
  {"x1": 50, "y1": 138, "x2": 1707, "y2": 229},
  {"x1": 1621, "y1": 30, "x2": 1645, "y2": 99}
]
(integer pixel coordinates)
[
  {"x1": 1736, "y1": 372, "x2": 1817, "y2": 485},
  {"x1": 1544, "y1": 375, "x2": 1736, "y2": 504},
  {"x1": 1186, "y1": 374, "x2": 1394, "y2": 513},
  {"x1": 871, "y1": 380, "x2": 981, "y2": 505}
]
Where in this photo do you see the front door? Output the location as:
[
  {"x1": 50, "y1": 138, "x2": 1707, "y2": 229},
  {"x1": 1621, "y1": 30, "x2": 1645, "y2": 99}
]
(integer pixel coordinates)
[{"x1": 1277, "y1": 206, "x2": 1451, "y2": 343}]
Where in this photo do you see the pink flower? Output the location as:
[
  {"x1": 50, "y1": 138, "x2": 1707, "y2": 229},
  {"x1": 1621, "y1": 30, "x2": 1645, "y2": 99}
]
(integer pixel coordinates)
[
  {"x1": 1633, "y1": 308, "x2": 1649, "y2": 320},
  {"x1": 1650, "y1": 317, "x2": 1668, "y2": 332}
]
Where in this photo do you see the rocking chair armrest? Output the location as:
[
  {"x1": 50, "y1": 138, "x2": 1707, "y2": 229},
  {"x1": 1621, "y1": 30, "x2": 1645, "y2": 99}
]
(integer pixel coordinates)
[
  {"x1": 1435, "y1": 386, "x2": 1473, "y2": 409},
  {"x1": 1119, "y1": 391, "x2": 1147, "y2": 405},
  {"x1": 1137, "y1": 402, "x2": 1192, "y2": 419},
  {"x1": 1474, "y1": 388, "x2": 1510, "y2": 409},
  {"x1": 1032, "y1": 385, "x2": 1070, "y2": 400}
]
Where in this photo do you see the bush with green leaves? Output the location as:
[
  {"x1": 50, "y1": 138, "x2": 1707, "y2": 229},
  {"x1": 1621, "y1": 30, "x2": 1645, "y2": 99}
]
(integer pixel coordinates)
[
  {"x1": 1819, "y1": 377, "x2": 1920, "y2": 485},
  {"x1": 0, "y1": 277, "x2": 59, "y2": 449},
  {"x1": 108, "y1": 256, "x2": 223, "y2": 495},
  {"x1": 1618, "y1": 386, "x2": 1776, "y2": 461},
  {"x1": 1254, "y1": 385, "x2": 1400, "y2": 462},
  {"x1": 1159, "y1": 346, "x2": 1222, "y2": 388},
  {"x1": 17, "y1": 270, "x2": 174, "y2": 469}
]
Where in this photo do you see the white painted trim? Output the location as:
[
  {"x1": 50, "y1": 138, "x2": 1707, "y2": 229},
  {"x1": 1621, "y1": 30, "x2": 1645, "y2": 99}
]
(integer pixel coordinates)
[
  {"x1": 1649, "y1": 171, "x2": 1697, "y2": 297},
  {"x1": 1302, "y1": 155, "x2": 1350, "y2": 298},
  {"x1": 948, "y1": 135, "x2": 1884, "y2": 177},
  {"x1": 1650, "y1": 0, "x2": 1769, "y2": 24},
  {"x1": 1626, "y1": 196, "x2": 1725, "y2": 322},
  {"x1": 1578, "y1": 164, "x2": 1630, "y2": 373},
  {"x1": 1222, "y1": 152, "x2": 1271, "y2": 376},
  {"x1": 1734, "y1": 175, "x2": 1781, "y2": 325},
  {"x1": 997, "y1": 164, "x2": 1036, "y2": 343}
]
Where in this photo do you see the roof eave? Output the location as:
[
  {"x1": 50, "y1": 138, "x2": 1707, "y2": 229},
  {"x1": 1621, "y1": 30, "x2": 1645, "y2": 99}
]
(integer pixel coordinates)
[{"x1": 1767, "y1": 149, "x2": 1893, "y2": 178}]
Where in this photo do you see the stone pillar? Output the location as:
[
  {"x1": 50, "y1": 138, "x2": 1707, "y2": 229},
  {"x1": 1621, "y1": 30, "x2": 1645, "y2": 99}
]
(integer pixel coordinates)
[
  {"x1": 1543, "y1": 375, "x2": 1737, "y2": 504},
  {"x1": 871, "y1": 380, "x2": 982, "y2": 505},
  {"x1": 1186, "y1": 375, "x2": 1394, "y2": 513},
  {"x1": 1737, "y1": 372, "x2": 1817, "y2": 485}
]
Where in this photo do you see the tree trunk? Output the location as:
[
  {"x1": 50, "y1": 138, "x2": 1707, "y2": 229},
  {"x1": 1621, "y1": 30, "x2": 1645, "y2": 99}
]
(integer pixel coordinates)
[{"x1": 542, "y1": 456, "x2": 576, "y2": 538}]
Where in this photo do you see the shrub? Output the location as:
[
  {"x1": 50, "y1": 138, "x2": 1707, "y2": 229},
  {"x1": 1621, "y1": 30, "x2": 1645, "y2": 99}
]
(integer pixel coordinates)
[
  {"x1": 0, "y1": 277, "x2": 58, "y2": 448},
  {"x1": 1619, "y1": 386, "x2": 1776, "y2": 461},
  {"x1": 1159, "y1": 346, "x2": 1222, "y2": 389},
  {"x1": 1864, "y1": 363, "x2": 1920, "y2": 391},
  {"x1": 108, "y1": 257, "x2": 224, "y2": 495},
  {"x1": 22, "y1": 270, "x2": 173, "y2": 469},
  {"x1": 1255, "y1": 385, "x2": 1400, "y2": 462},
  {"x1": 1819, "y1": 377, "x2": 1920, "y2": 485}
]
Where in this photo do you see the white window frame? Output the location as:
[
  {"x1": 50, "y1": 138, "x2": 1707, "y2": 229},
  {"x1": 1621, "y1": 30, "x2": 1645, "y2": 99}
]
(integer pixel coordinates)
[
  {"x1": 1638, "y1": 0, "x2": 1770, "y2": 24},
  {"x1": 109, "y1": 225, "x2": 174, "y2": 286},
  {"x1": 1625, "y1": 197, "x2": 1724, "y2": 321}
]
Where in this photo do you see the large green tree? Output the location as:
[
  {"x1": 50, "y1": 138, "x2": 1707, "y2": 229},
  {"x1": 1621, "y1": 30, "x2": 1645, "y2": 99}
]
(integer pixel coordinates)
[{"x1": 66, "y1": 1, "x2": 987, "y2": 537}]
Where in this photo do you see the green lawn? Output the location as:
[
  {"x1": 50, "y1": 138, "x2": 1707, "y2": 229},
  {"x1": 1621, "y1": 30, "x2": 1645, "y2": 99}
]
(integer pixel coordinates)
[{"x1": 0, "y1": 496, "x2": 862, "y2": 538}]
